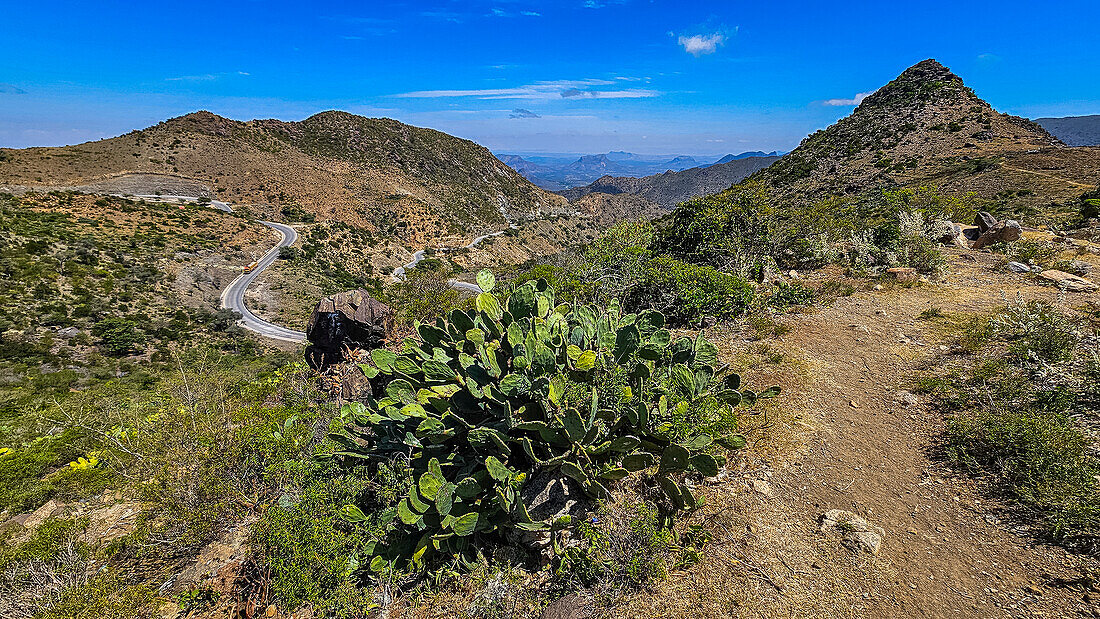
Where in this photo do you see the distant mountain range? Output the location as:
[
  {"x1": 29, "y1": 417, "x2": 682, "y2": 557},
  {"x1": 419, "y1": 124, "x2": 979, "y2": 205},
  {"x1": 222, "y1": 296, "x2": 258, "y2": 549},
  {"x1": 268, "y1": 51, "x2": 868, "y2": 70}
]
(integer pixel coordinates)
[
  {"x1": 1034, "y1": 115, "x2": 1100, "y2": 147},
  {"x1": 497, "y1": 150, "x2": 783, "y2": 190},
  {"x1": 560, "y1": 155, "x2": 780, "y2": 209}
]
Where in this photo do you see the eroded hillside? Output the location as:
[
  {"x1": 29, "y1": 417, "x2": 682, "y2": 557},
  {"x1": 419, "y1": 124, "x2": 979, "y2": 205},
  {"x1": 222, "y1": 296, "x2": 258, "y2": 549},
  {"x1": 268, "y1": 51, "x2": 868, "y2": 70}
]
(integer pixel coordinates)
[{"x1": 0, "y1": 111, "x2": 568, "y2": 246}]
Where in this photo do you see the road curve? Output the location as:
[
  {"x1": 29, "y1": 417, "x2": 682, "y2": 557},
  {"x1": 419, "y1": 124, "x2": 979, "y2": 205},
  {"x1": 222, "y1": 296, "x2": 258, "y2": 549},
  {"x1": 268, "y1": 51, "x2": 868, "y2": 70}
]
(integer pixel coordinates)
[
  {"x1": 391, "y1": 226, "x2": 515, "y2": 293},
  {"x1": 220, "y1": 221, "x2": 308, "y2": 344}
]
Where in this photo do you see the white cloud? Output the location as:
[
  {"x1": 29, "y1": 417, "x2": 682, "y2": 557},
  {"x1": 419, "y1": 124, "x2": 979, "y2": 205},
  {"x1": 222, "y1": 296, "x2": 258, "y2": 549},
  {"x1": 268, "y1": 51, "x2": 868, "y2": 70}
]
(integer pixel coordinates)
[
  {"x1": 823, "y1": 92, "x2": 871, "y2": 106},
  {"x1": 393, "y1": 79, "x2": 658, "y2": 100},
  {"x1": 166, "y1": 71, "x2": 250, "y2": 82},
  {"x1": 678, "y1": 32, "x2": 726, "y2": 56}
]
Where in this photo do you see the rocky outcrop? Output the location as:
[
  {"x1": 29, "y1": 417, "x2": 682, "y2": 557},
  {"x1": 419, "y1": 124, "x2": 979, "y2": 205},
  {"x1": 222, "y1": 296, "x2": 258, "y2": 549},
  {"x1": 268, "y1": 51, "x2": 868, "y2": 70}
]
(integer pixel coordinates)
[
  {"x1": 944, "y1": 212, "x2": 1022, "y2": 251},
  {"x1": 305, "y1": 290, "x2": 393, "y2": 369}
]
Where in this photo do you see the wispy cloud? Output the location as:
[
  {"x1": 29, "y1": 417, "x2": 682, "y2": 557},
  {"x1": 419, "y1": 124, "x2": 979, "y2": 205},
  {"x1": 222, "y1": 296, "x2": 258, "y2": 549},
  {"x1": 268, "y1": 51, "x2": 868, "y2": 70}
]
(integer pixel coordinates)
[
  {"x1": 0, "y1": 83, "x2": 27, "y2": 95},
  {"x1": 488, "y1": 7, "x2": 543, "y2": 17},
  {"x1": 977, "y1": 52, "x2": 1001, "y2": 63},
  {"x1": 510, "y1": 108, "x2": 541, "y2": 118},
  {"x1": 583, "y1": 0, "x2": 626, "y2": 8},
  {"x1": 823, "y1": 92, "x2": 871, "y2": 106},
  {"x1": 678, "y1": 32, "x2": 726, "y2": 56},
  {"x1": 393, "y1": 78, "x2": 658, "y2": 100},
  {"x1": 166, "y1": 71, "x2": 250, "y2": 82}
]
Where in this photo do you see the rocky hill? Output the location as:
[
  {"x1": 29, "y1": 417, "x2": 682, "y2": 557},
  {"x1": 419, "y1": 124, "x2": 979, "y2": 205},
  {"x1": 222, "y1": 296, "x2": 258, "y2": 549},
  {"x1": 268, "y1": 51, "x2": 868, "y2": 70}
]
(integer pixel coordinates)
[
  {"x1": 0, "y1": 111, "x2": 567, "y2": 245},
  {"x1": 1035, "y1": 115, "x2": 1100, "y2": 146},
  {"x1": 560, "y1": 154, "x2": 780, "y2": 208},
  {"x1": 748, "y1": 60, "x2": 1085, "y2": 210}
]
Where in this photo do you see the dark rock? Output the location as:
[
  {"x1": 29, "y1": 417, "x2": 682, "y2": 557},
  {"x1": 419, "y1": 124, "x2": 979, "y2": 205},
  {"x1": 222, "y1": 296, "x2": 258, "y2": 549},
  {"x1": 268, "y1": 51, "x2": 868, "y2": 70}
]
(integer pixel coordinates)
[
  {"x1": 540, "y1": 593, "x2": 590, "y2": 619},
  {"x1": 971, "y1": 220, "x2": 1022, "y2": 249},
  {"x1": 305, "y1": 290, "x2": 393, "y2": 368},
  {"x1": 973, "y1": 211, "x2": 997, "y2": 234}
]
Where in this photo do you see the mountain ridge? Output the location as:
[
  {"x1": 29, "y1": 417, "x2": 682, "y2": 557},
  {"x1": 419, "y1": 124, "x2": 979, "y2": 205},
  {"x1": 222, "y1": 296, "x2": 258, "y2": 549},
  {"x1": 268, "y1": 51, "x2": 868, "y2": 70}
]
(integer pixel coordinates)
[{"x1": 0, "y1": 110, "x2": 567, "y2": 245}]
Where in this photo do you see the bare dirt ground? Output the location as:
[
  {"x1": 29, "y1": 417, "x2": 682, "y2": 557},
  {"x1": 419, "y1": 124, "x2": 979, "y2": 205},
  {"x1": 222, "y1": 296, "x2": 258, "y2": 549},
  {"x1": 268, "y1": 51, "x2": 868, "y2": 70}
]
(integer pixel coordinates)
[{"x1": 615, "y1": 246, "x2": 1100, "y2": 618}]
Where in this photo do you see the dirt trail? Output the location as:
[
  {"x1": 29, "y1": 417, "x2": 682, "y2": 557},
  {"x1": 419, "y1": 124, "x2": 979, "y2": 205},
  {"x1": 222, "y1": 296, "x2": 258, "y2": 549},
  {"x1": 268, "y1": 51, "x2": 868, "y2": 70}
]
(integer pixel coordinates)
[
  {"x1": 1001, "y1": 164, "x2": 1098, "y2": 190},
  {"x1": 623, "y1": 248, "x2": 1099, "y2": 618}
]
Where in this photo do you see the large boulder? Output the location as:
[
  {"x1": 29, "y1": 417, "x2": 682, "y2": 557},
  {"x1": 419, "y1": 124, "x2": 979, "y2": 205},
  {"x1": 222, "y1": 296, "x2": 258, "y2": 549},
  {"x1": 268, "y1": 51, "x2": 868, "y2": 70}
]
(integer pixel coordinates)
[
  {"x1": 971, "y1": 219, "x2": 1022, "y2": 249},
  {"x1": 973, "y1": 211, "x2": 998, "y2": 234},
  {"x1": 305, "y1": 290, "x2": 393, "y2": 368}
]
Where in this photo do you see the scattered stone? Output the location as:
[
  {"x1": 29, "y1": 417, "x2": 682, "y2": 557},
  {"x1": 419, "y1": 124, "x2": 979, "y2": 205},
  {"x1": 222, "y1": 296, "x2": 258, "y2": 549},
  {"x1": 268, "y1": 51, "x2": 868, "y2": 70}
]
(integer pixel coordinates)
[
  {"x1": 304, "y1": 290, "x2": 393, "y2": 369},
  {"x1": 972, "y1": 220, "x2": 1022, "y2": 250},
  {"x1": 1007, "y1": 261, "x2": 1031, "y2": 273},
  {"x1": 850, "y1": 324, "x2": 870, "y2": 334},
  {"x1": 820, "y1": 509, "x2": 885, "y2": 554},
  {"x1": 984, "y1": 514, "x2": 1001, "y2": 525},
  {"x1": 887, "y1": 267, "x2": 918, "y2": 283},
  {"x1": 873, "y1": 284, "x2": 884, "y2": 291},
  {"x1": 1039, "y1": 270, "x2": 1099, "y2": 292},
  {"x1": 56, "y1": 326, "x2": 82, "y2": 339},
  {"x1": 849, "y1": 400, "x2": 860, "y2": 408},
  {"x1": 788, "y1": 270, "x2": 799, "y2": 279},
  {"x1": 750, "y1": 479, "x2": 774, "y2": 497},
  {"x1": 896, "y1": 391, "x2": 919, "y2": 406}
]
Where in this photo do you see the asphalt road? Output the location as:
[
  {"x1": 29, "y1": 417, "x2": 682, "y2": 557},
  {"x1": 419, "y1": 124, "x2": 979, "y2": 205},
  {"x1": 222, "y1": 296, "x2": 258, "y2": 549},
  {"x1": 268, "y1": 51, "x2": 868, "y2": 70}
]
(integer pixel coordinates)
[
  {"x1": 219, "y1": 221, "x2": 308, "y2": 344},
  {"x1": 391, "y1": 226, "x2": 515, "y2": 293}
]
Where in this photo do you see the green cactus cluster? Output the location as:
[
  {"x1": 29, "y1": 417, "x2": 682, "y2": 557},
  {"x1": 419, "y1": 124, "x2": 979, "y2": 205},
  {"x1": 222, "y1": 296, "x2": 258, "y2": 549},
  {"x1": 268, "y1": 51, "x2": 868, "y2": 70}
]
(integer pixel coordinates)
[{"x1": 328, "y1": 270, "x2": 779, "y2": 572}]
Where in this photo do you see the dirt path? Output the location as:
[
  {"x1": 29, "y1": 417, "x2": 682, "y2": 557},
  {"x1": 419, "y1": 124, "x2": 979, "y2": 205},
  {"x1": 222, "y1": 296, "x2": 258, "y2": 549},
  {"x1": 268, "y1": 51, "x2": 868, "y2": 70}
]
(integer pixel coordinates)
[
  {"x1": 622, "y1": 249, "x2": 1099, "y2": 618},
  {"x1": 1001, "y1": 164, "x2": 1098, "y2": 190}
]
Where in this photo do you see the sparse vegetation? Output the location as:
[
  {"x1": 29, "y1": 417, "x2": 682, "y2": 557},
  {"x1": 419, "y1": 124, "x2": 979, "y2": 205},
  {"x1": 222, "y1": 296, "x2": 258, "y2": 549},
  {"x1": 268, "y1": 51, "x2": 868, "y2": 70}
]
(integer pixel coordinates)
[{"x1": 925, "y1": 301, "x2": 1099, "y2": 548}]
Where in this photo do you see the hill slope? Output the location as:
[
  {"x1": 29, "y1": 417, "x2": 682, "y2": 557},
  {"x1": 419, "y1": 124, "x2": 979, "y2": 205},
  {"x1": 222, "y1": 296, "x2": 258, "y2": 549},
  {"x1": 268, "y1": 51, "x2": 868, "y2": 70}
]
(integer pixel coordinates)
[
  {"x1": 0, "y1": 111, "x2": 567, "y2": 245},
  {"x1": 748, "y1": 60, "x2": 1082, "y2": 210},
  {"x1": 560, "y1": 155, "x2": 780, "y2": 208},
  {"x1": 1035, "y1": 115, "x2": 1100, "y2": 146}
]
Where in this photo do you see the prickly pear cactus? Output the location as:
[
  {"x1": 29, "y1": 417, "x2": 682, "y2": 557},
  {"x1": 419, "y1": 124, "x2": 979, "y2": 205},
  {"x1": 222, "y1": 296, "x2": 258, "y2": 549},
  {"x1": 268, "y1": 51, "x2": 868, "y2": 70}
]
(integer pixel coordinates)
[{"x1": 329, "y1": 271, "x2": 779, "y2": 571}]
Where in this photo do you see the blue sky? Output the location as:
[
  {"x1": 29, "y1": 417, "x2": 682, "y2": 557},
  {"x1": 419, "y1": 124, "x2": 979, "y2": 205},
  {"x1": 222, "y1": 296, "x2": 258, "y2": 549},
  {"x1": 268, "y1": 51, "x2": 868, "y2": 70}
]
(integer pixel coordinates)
[{"x1": 2, "y1": 0, "x2": 1098, "y2": 156}]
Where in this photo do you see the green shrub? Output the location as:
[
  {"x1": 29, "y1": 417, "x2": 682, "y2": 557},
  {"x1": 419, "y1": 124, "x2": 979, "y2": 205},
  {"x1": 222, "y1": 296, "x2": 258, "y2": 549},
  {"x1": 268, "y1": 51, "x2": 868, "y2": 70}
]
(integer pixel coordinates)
[
  {"x1": 935, "y1": 301, "x2": 1099, "y2": 546},
  {"x1": 331, "y1": 272, "x2": 778, "y2": 573},
  {"x1": 252, "y1": 458, "x2": 397, "y2": 615},
  {"x1": 766, "y1": 281, "x2": 815, "y2": 308},
  {"x1": 91, "y1": 317, "x2": 145, "y2": 356},
  {"x1": 1080, "y1": 188, "x2": 1100, "y2": 221},
  {"x1": 946, "y1": 403, "x2": 1099, "y2": 543},
  {"x1": 628, "y1": 256, "x2": 754, "y2": 325}
]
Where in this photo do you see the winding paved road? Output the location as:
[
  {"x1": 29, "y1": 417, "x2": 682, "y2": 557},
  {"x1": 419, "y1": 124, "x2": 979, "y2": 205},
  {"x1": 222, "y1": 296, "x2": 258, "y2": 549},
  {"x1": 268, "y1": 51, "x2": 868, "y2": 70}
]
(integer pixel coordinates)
[
  {"x1": 391, "y1": 226, "x2": 515, "y2": 293},
  {"x1": 219, "y1": 221, "x2": 308, "y2": 343},
  {"x1": 142, "y1": 193, "x2": 513, "y2": 343}
]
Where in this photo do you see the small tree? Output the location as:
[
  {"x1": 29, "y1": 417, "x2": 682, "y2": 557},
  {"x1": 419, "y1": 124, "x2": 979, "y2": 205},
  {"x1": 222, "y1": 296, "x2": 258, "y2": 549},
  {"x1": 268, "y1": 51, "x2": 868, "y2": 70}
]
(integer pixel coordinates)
[{"x1": 92, "y1": 317, "x2": 145, "y2": 356}]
